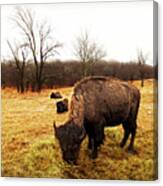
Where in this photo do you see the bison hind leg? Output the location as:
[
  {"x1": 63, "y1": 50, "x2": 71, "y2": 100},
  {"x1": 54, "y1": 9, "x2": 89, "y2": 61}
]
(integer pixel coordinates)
[
  {"x1": 127, "y1": 121, "x2": 137, "y2": 153},
  {"x1": 120, "y1": 120, "x2": 137, "y2": 153},
  {"x1": 120, "y1": 121, "x2": 130, "y2": 148}
]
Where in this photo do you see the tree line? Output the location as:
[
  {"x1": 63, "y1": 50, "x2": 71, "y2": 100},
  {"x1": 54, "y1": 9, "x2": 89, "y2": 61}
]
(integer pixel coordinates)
[
  {"x1": 1, "y1": 59, "x2": 156, "y2": 92},
  {"x1": 3, "y1": 7, "x2": 156, "y2": 93}
]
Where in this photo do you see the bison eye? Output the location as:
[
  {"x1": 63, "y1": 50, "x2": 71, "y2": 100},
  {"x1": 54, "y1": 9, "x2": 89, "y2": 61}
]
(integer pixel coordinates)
[{"x1": 67, "y1": 144, "x2": 78, "y2": 151}]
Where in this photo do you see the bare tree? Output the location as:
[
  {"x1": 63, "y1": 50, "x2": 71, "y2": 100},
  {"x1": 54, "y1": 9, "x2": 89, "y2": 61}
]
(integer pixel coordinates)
[
  {"x1": 137, "y1": 49, "x2": 148, "y2": 87},
  {"x1": 74, "y1": 31, "x2": 106, "y2": 77},
  {"x1": 7, "y1": 41, "x2": 29, "y2": 93},
  {"x1": 12, "y1": 7, "x2": 61, "y2": 92}
]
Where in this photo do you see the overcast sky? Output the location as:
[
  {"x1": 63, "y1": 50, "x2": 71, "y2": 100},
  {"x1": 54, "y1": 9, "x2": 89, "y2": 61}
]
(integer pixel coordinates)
[{"x1": 1, "y1": 1, "x2": 153, "y2": 65}]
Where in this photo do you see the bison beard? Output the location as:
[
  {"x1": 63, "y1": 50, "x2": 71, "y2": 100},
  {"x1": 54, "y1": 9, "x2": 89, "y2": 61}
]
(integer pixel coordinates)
[
  {"x1": 53, "y1": 76, "x2": 140, "y2": 164},
  {"x1": 53, "y1": 121, "x2": 85, "y2": 164}
]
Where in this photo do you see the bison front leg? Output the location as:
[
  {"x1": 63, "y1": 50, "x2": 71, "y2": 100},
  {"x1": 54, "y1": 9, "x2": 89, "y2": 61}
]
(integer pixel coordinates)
[
  {"x1": 90, "y1": 138, "x2": 98, "y2": 159},
  {"x1": 90, "y1": 124, "x2": 104, "y2": 159},
  {"x1": 88, "y1": 135, "x2": 93, "y2": 150}
]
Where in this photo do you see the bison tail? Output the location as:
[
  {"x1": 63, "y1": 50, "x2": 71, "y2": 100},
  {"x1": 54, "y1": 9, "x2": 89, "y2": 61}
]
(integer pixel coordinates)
[{"x1": 132, "y1": 89, "x2": 141, "y2": 122}]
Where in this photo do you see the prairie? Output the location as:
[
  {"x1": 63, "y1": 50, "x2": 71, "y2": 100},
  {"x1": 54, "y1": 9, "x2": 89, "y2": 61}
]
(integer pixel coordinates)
[{"x1": 1, "y1": 79, "x2": 157, "y2": 180}]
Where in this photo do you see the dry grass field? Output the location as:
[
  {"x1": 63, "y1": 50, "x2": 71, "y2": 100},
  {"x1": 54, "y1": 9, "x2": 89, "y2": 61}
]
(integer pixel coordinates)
[{"x1": 1, "y1": 79, "x2": 157, "y2": 180}]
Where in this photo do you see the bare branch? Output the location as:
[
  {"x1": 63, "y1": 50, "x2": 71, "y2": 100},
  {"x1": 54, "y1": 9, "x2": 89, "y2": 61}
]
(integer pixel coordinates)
[
  {"x1": 74, "y1": 31, "x2": 106, "y2": 63},
  {"x1": 12, "y1": 7, "x2": 61, "y2": 92},
  {"x1": 137, "y1": 49, "x2": 148, "y2": 65},
  {"x1": 7, "y1": 40, "x2": 18, "y2": 59},
  {"x1": 42, "y1": 43, "x2": 61, "y2": 61},
  {"x1": 74, "y1": 30, "x2": 106, "y2": 76}
]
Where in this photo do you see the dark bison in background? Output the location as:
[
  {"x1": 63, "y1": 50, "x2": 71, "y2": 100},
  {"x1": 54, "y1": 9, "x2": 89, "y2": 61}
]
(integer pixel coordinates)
[
  {"x1": 50, "y1": 92, "x2": 62, "y2": 99},
  {"x1": 53, "y1": 76, "x2": 140, "y2": 164},
  {"x1": 56, "y1": 98, "x2": 68, "y2": 113}
]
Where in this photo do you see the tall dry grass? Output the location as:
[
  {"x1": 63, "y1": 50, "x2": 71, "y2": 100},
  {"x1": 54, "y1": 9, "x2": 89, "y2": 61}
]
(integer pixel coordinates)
[{"x1": 1, "y1": 79, "x2": 157, "y2": 179}]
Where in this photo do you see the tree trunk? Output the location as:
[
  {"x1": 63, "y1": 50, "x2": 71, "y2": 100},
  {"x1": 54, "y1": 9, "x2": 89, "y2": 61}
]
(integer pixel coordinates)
[
  {"x1": 16, "y1": 83, "x2": 20, "y2": 93},
  {"x1": 83, "y1": 62, "x2": 90, "y2": 77},
  {"x1": 141, "y1": 78, "x2": 144, "y2": 87},
  {"x1": 25, "y1": 81, "x2": 30, "y2": 92},
  {"x1": 37, "y1": 81, "x2": 42, "y2": 92},
  {"x1": 31, "y1": 82, "x2": 36, "y2": 92},
  {"x1": 35, "y1": 63, "x2": 44, "y2": 92},
  {"x1": 19, "y1": 72, "x2": 25, "y2": 93},
  {"x1": 36, "y1": 75, "x2": 43, "y2": 92},
  {"x1": 140, "y1": 72, "x2": 144, "y2": 87},
  {"x1": 20, "y1": 82, "x2": 24, "y2": 93}
]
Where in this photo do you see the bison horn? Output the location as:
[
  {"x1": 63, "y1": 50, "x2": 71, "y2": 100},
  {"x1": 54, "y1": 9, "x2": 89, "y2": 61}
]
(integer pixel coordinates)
[
  {"x1": 79, "y1": 130, "x2": 86, "y2": 141},
  {"x1": 53, "y1": 121, "x2": 58, "y2": 138},
  {"x1": 75, "y1": 95, "x2": 80, "y2": 101},
  {"x1": 53, "y1": 121, "x2": 57, "y2": 130}
]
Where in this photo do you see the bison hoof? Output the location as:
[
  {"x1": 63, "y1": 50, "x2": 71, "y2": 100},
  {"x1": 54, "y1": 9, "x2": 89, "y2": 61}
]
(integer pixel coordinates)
[
  {"x1": 120, "y1": 142, "x2": 125, "y2": 148},
  {"x1": 127, "y1": 147, "x2": 137, "y2": 154},
  {"x1": 90, "y1": 151, "x2": 97, "y2": 159}
]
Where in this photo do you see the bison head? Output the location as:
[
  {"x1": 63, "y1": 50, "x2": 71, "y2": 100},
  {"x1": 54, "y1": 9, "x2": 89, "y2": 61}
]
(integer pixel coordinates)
[{"x1": 53, "y1": 120, "x2": 86, "y2": 164}]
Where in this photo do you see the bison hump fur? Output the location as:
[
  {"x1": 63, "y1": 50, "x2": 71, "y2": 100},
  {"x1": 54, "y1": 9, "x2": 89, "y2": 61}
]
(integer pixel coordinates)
[
  {"x1": 69, "y1": 95, "x2": 84, "y2": 127},
  {"x1": 72, "y1": 76, "x2": 140, "y2": 125}
]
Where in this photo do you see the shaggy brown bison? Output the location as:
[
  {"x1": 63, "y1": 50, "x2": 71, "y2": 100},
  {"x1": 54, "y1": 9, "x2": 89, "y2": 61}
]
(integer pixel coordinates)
[
  {"x1": 53, "y1": 76, "x2": 140, "y2": 164},
  {"x1": 50, "y1": 92, "x2": 62, "y2": 99},
  {"x1": 56, "y1": 98, "x2": 68, "y2": 113}
]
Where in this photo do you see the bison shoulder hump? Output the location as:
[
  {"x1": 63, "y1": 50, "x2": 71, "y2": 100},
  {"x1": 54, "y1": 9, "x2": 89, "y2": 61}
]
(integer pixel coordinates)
[{"x1": 74, "y1": 76, "x2": 119, "y2": 93}]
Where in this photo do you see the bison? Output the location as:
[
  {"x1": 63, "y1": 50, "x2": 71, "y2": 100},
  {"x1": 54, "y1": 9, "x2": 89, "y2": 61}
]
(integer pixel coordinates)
[
  {"x1": 50, "y1": 92, "x2": 62, "y2": 99},
  {"x1": 56, "y1": 98, "x2": 68, "y2": 113},
  {"x1": 53, "y1": 76, "x2": 140, "y2": 164}
]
